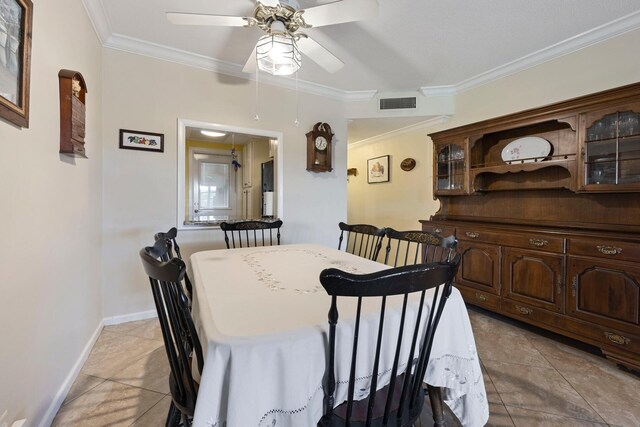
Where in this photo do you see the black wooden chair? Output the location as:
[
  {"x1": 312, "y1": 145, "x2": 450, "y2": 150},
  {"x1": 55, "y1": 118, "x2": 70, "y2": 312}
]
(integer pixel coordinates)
[
  {"x1": 382, "y1": 228, "x2": 458, "y2": 425},
  {"x1": 220, "y1": 219, "x2": 283, "y2": 249},
  {"x1": 139, "y1": 239, "x2": 204, "y2": 427},
  {"x1": 337, "y1": 222, "x2": 386, "y2": 261},
  {"x1": 384, "y1": 228, "x2": 458, "y2": 267},
  {"x1": 318, "y1": 256, "x2": 461, "y2": 427},
  {"x1": 154, "y1": 227, "x2": 193, "y2": 299}
]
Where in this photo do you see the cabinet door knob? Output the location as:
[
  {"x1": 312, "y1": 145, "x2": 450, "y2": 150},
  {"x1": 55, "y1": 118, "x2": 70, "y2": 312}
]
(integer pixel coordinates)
[
  {"x1": 597, "y1": 245, "x2": 622, "y2": 256},
  {"x1": 465, "y1": 231, "x2": 480, "y2": 239},
  {"x1": 433, "y1": 228, "x2": 443, "y2": 234},
  {"x1": 515, "y1": 305, "x2": 533, "y2": 315},
  {"x1": 529, "y1": 238, "x2": 548, "y2": 247},
  {"x1": 604, "y1": 332, "x2": 630, "y2": 345}
]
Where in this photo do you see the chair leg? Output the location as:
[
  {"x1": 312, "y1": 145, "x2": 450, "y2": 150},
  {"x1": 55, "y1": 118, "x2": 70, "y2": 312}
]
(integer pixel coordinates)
[
  {"x1": 165, "y1": 402, "x2": 181, "y2": 427},
  {"x1": 427, "y1": 385, "x2": 445, "y2": 427}
]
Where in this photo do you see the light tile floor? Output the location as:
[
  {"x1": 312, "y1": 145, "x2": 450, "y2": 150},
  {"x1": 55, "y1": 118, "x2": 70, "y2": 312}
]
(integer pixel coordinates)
[{"x1": 53, "y1": 308, "x2": 640, "y2": 426}]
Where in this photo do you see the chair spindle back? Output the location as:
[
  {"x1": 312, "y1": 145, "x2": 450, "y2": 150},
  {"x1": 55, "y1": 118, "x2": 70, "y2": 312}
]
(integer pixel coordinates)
[
  {"x1": 337, "y1": 222, "x2": 386, "y2": 261},
  {"x1": 319, "y1": 256, "x2": 461, "y2": 427},
  {"x1": 220, "y1": 220, "x2": 283, "y2": 249},
  {"x1": 384, "y1": 228, "x2": 457, "y2": 267}
]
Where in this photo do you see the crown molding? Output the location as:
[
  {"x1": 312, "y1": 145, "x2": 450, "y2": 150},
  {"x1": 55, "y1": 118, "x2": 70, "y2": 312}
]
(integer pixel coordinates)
[
  {"x1": 454, "y1": 10, "x2": 640, "y2": 93},
  {"x1": 103, "y1": 33, "x2": 374, "y2": 101},
  {"x1": 348, "y1": 115, "x2": 450, "y2": 149},
  {"x1": 83, "y1": 1, "x2": 640, "y2": 101},
  {"x1": 419, "y1": 85, "x2": 457, "y2": 97},
  {"x1": 81, "y1": 0, "x2": 112, "y2": 43}
]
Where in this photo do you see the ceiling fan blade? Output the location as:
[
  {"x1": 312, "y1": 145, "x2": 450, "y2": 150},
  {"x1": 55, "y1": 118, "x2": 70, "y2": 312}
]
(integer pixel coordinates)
[
  {"x1": 243, "y1": 46, "x2": 258, "y2": 73},
  {"x1": 296, "y1": 37, "x2": 344, "y2": 73},
  {"x1": 302, "y1": 0, "x2": 378, "y2": 28},
  {"x1": 166, "y1": 12, "x2": 247, "y2": 27},
  {"x1": 257, "y1": 0, "x2": 280, "y2": 6}
]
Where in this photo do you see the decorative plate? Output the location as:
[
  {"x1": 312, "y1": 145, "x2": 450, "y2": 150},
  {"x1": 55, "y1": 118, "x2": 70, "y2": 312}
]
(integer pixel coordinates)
[
  {"x1": 400, "y1": 158, "x2": 416, "y2": 171},
  {"x1": 501, "y1": 137, "x2": 551, "y2": 164}
]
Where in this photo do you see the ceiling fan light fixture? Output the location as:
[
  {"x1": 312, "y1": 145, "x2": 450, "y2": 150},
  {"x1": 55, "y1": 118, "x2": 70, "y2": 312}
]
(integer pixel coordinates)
[{"x1": 256, "y1": 33, "x2": 301, "y2": 76}]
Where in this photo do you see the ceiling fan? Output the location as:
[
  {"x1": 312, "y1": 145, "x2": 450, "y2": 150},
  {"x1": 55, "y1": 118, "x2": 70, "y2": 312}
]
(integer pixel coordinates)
[{"x1": 167, "y1": 0, "x2": 378, "y2": 76}]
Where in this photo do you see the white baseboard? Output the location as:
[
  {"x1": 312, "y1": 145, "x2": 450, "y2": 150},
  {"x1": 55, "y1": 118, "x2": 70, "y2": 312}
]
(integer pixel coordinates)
[
  {"x1": 39, "y1": 309, "x2": 159, "y2": 427},
  {"x1": 38, "y1": 320, "x2": 104, "y2": 427},
  {"x1": 103, "y1": 309, "x2": 157, "y2": 326}
]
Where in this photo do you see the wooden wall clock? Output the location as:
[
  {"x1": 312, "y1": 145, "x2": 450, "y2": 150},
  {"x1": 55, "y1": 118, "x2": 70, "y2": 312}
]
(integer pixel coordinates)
[{"x1": 306, "y1": 122, "x2": 334, "y2": 172}]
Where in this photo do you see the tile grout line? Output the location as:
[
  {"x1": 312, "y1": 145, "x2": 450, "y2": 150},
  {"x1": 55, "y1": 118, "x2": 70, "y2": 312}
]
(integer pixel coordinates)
[
  {"x1": 552, "y1": 367, "x2": 611, "y2": 425},
  {"x1": 479, "y1": 358, "x2": 517, "y2": 426},
  {"x1": 502, "y1": 404, "x2": 611, "y2": 426},
  {"x1": 59, "y1": 377, "x2": 106, "y2": 407},
  {"x1": 126, "y1": 390, "x2": 168, "y2": 427},
  {"x1": 522, "y1": 334, "x2": 609, "y2": 425}
]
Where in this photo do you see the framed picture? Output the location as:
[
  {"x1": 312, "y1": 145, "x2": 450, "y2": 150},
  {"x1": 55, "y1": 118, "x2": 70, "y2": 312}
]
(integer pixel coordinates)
[
  {"x1": 119, "y1": 129, "x2": 164, "y2": 153},
  {"x1": 0, "y1": 0, "x2": 33, "y2": 128},
  {"x1": 367, "y1": 155, "x2": 390, "y2": 183}
]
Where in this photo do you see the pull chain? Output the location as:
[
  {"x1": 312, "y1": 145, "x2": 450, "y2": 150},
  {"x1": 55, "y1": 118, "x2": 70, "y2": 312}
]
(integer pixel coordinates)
[
  {"x1": 254, "y1": 68, "x2": 260, "y2": 121},
  {"x1": 294, "y1": 71, "x2": 299, "y2": 126}
]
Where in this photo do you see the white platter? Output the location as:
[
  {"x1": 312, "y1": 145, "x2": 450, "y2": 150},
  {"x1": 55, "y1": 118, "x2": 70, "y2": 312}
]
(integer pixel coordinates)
[{"x1": 501, "y1": 136, "x2": 551, "y2": 164}]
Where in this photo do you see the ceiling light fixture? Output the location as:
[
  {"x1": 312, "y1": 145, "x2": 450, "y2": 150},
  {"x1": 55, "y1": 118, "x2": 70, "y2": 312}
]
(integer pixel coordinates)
[
  {"x1": 201, "y1": 130, "x2": 226, "y2": 137},
  {"x1": 256, "y1": 21, "x2": 301, "y2": 76}
]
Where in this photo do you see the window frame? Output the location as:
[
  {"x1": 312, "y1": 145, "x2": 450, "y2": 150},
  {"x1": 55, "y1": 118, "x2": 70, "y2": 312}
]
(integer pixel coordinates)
[{"x1": 177, "y1": 119, "x2": 284, "y2": 229}]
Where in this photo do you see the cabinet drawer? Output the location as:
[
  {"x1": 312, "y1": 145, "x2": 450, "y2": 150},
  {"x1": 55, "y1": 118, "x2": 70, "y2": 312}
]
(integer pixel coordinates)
[
  {"x1": 500, "y1": 233, "x2": 564, "y2": 253},
  {"x1": 456, "y1": 286, "x2": 500, "y2": 310},
  {"x1": 569, "y1": 238, "x2": 640, "y2": 263},
  {"x1": 458, "y1": 227, "x2": 564, "y2": 252},
  {"x1": 423, "y1": 223, "x2": 455, "y2": 237},
  {"x1": 502, "y1": 300, "x2": 556, "y2": 324},
  {"x1": 457, "y1": 227, "x2": 502, "y2": 244}
]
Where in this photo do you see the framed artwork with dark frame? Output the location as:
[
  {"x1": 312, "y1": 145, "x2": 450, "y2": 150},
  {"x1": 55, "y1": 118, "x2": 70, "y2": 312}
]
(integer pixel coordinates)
[
  {"x1": 119, "y1": 129, "x2": 164, "y2": 153},
  {"x1": 0, "y1": 0, "x2": 33, "y2": 128},
  {"x1": 367, "y1": 155, "x2": 390, "y2": 184}
]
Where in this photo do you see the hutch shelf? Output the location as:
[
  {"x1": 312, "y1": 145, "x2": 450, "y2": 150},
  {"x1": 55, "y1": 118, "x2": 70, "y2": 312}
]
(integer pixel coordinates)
[{"x1": 424, "y1": 82, "x2": 640, "y2": 371}]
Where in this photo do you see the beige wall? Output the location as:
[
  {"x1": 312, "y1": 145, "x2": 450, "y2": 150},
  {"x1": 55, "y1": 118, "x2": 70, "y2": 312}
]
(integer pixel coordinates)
[
  {"x1": 347, "y1": 128, "x2": 438, "y2": 230},
  {"x1": 0, "y1": 0, "x2": 103, "y2": 424},
  {"x1": 101, "y1": 49, "x2": 347, "y2": 318},
  {"x1": 347, "y1": 28, "x2": 640, "y2": 230}
]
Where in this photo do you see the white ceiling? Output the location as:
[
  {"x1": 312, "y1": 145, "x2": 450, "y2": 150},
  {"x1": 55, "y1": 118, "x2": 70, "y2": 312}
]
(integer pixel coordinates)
[
  {"x1": 97, "y1": 0, "x2": 640, "y2": 93},
  {"x1": 87, "y1": 1, "x2": 640, "y2": 142}
]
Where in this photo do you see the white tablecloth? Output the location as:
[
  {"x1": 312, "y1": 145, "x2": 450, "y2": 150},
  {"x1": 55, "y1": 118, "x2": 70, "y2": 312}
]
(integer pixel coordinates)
[{"x1": 190, "y1": 244, "x2": 488, "y2": 427}]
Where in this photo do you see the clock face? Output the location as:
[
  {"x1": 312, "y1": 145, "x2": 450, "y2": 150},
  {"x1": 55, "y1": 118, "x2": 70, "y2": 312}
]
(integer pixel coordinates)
[{"x1": 315, "y1": 136, "x2": 328, "y2": 151}]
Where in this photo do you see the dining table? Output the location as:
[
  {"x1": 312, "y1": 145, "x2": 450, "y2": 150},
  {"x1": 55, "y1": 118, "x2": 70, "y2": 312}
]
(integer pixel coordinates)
[{"x1": 190, "y1": 243, "x2": 489, "y2": 427}]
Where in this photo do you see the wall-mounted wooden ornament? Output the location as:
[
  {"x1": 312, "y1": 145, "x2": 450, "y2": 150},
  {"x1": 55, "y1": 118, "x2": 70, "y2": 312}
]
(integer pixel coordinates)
[
  {"x1": 400, "y1": 158, "x2": 416, "y2": 171},
  {"x1": 347, "y1": 168, "x2": 358, "y2": 176},
  {"x1": 59, "y1": 69, "x2": 88, "y2": 158}
]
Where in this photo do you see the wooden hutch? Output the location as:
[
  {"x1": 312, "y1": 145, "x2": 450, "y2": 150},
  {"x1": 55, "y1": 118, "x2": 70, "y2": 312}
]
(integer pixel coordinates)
[{"x1": 423, "y1": 82, "x2": 640, "y2": 371}]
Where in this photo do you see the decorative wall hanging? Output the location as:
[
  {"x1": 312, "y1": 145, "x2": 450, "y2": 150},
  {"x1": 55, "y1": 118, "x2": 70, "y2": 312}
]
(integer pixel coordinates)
[
  {"x1": 400, "y1": 158, "x2": 416, "y2": 171},
  {"x1": 59, "y1": 70, "x2": 87, "y2": 158},
  {"x1": 367, "y1": 155, "x2": 390, "y2": 183},
  {"x1": 347, "y1": 168, "x2": 357, "y2": 176},
  {"x1": 0, "y1": 0, "x2": 33, "y2": 128},
  {"x1": 119, "y1": 129, "x2": 164, "y2": 153}
]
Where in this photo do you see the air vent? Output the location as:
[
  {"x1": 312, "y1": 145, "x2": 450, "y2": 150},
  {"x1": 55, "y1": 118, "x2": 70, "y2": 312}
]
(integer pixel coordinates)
[{"x1": 379, "y1": 97, "x2": 417, "y2": 110}]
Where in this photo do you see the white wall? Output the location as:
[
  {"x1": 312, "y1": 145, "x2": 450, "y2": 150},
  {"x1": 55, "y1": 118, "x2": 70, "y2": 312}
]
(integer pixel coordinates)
[
  {"x1": 347, "y1": 28, "x2": 640, "y2": 228},
  {"x1": 0, "y1": 0, "x2": 103, "y2": 424},
  {"x1": 101, "y1": 49, "x2": 347, "y2": 318}
]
